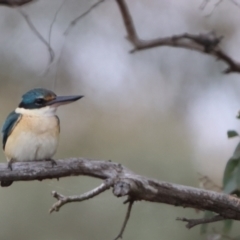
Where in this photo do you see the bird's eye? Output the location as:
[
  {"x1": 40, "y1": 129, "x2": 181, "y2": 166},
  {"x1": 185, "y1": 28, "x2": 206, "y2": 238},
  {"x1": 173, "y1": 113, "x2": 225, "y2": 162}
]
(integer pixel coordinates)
[{"x1": 35, "y1": 98, "x2": 45, "y2": 105}]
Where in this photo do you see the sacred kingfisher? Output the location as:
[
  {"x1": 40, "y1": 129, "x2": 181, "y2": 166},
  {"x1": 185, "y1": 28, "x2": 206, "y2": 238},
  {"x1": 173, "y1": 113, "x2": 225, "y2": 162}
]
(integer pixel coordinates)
[{"x1": 1, "y1": 88, "x2": 83, "y2": 186}]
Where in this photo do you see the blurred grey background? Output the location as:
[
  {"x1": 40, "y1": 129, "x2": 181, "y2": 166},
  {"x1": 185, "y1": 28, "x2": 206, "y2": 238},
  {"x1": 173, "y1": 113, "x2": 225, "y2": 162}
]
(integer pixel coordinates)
[{"x1": 0, "y1": 0, "x2": 240, "y2": 239}]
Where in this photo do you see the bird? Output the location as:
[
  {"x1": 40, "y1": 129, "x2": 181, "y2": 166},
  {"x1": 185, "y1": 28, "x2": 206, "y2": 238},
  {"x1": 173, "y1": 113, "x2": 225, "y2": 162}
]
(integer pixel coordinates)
[{"x1": 1, "y1": 88, "x2": 83, "y2": 187}]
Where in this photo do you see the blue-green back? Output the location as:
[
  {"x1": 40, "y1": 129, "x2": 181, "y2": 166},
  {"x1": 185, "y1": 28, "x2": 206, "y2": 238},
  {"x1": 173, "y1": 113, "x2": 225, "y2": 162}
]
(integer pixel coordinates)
[{"x1": 1, "y1": 111, "x2": 21, "y2": 149}]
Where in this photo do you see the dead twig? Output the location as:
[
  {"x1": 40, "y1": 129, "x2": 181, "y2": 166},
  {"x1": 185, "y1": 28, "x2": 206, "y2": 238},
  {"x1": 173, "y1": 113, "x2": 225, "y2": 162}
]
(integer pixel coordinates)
[
  {"x1": 1, "y1": 157, "x2": 240, "y2": 239},
  {"x1": 52, "y1": 0, "x2": 106, "y2": 88},
  {"x1": 182, "y1": 32, "x2": 223, "y2": 52},
  {"x1": 208, "y1": 0, "x2": 223, "y2": 16},
  {"x1": 64, "y1": 0, "x2": 105, "y2": 35},
  {"x1": 48, "y1": 0, "x2": 66, "y2": 47},
  {"x1": 198, "y1": 173, "x2": 222, "y2": 192},
  {"x1": 114, "y1": 199, "x2": 134, "y2": 240},
  {"x1": 199, "y1": 0, "x2": 211, "y2": 10},
  {"x1": 176, "y1": 215, "x2": 225, "y2": 229},
  {"x1": 200, "y1": 0, "x2": 240, "y2": 17},
  {"x1": 17, "y1": 8, "x2": 55, "y2": 67},
  {"x1": 42, "y1": 0, "x2": 66, "y2": 76},
  {"x1": 0, "y1": 157, "x2": 240, "y2": 224},
  {"x1": 205, "y1": 0, "x2": 223, "y2": 17},
  {"x1": 49, "y1": 178, "x2": 115, "y2": 213},
  {"x1": 231, "y1": 0, "x2": 240, "y2": 8},
  {"x1": 116, "y1": 0, "x2": 240, "y2": 74},
  {"x1": 0, "y1": 0, "x2": 34, "y2": 6}
]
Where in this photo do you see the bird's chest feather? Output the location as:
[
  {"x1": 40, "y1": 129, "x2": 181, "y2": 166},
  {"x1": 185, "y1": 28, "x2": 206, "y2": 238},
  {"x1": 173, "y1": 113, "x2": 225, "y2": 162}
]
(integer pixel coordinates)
[{"x1": 4, "y1": 115, "x2": 60, "y2": 161}]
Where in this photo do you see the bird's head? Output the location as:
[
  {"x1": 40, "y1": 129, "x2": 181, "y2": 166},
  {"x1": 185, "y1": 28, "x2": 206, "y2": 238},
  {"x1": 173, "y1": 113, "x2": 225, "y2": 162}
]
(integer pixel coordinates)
[{"x1": 17, "y1": 88, "x2": 83, "y2": 116}]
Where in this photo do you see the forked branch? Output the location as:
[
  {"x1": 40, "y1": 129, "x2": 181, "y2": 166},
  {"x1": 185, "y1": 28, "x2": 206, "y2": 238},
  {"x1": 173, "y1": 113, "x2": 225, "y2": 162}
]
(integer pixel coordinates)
[
  {"x1": 0, "y1": 158, "x2": 239, "y2": 238},
  {"x1": 0, "y1": 158, "x2": 240, "y2": 223},
  {"x1": 177, "y1": 215, "x2": 225, "y2": 229},
  {"x1": 64, "y1": 0, "x2": 106, "y2": 35},
  {"x1": 0, "y1": 0, "x2": 34, "y2": 6},
  {"x1": 17, "y1": 9, "x2": 55, "y2": 66},
  {"x1": 116, "y1": 0, "x2": 240, "y2": 74},
  {"x1": 114, "y1": 199, "x2": 134, "y2": 240},
  {"x1": 49, "y1": 178, "x2": 115, "y2": 213}
]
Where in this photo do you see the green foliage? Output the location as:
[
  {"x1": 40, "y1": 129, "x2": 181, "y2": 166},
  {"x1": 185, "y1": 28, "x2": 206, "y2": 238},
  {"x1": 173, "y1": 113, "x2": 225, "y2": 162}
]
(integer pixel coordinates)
[
  {"x1": 202, "y1": 132, "x2": 240, "y2": 234},
  {"x1": 223, "y1": 140, "x2": 240, "y2": 194},
  {"x1": 227, "y1": 130, "x2": 239, "y2": 139},
  {"x1": 221, "y1": 140, "x2": 240, "y2": 232},
  {"x1": 222, "y1": 158, "x2": 240, "y2": 194},
  {"x1": 231, "y1": 141, "x2": 240, "y2": 160}
]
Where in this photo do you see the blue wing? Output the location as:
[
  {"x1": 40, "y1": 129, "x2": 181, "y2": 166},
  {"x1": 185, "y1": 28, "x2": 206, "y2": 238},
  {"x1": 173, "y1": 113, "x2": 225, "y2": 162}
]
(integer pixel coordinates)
[
  {"x1": 56, "y1": 115, "x2": 60, "y2": 132},
  {"x1": 1, "y1": 111, "x2": 21, "y2": 150}
]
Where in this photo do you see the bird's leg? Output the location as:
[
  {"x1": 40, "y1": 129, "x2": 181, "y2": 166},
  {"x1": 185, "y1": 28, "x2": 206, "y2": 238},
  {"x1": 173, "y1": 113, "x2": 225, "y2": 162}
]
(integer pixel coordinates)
[
  {"x1": 7, "y1": 159, "x2": 15, "y2": 171},
  {"x1": 2, "y1": 159, "x2": 15, "y2": 186},
  {"x1": 45, "y1": 158, "x2": 57, "y2": 167}
]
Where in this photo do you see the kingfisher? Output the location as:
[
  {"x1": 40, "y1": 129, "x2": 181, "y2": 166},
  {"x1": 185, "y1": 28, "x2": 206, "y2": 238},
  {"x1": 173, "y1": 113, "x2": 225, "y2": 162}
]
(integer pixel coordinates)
[{"x1": 1, "y1": 88, "x2": 83, "y2": 187}]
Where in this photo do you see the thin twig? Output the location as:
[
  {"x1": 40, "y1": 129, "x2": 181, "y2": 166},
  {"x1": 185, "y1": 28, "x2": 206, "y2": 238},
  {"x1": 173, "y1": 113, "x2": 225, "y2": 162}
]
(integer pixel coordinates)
[
  {"x1": 199, "y1": 0, "x2": 224, "y2": 16},
  {"x1": 205, "y1": 0, "x2": 223, "y2": 17},
  {"x1": 64, "y1": 0, "x2": 105, "y2": 35},
  {"x1": 0, "y1": 0, "x2": 34, "y2": 6},
  {"x1": 199, "y1": 0, "x2": 211, "y2": 10},
  {"x1": 48, "y1": 0, "x2": 66, "y2": 46},
  {"x1": 52, "y1": 0, "x2": 106, "y2": 89},
  {"x1": 176, "y1": 215, "x2": 225, "y2": 229},
  {"x1": 114, "y1": 199, "x2": 134, "y2": 240},
  {"x1": 115, "y1": 0, "x2": 240, "y2": 74},
  {"x1": 116, "y1": 0, "x2": 139, "y2": 44},
  {"x1": 198, "y1": 173, "x2": 222, "y2": 192},
  {"x1": 49, "y1": 178, "x2": 114, "y2": 213},
  {"x1": 52, "y1": 42, "x2": 65, "y2": 90},
  {"x1": 199, "y1": 0, "x2": 240, "y2": 17},
  {"x1": 17, "y1": 8, "x2": 55, "y2": 66},
  {"x1": 230, "y1": 0, "x2": 240, "y2": 8},
  {"x1": 42, "y1": 0, "x2": 66, "y2": 77}
]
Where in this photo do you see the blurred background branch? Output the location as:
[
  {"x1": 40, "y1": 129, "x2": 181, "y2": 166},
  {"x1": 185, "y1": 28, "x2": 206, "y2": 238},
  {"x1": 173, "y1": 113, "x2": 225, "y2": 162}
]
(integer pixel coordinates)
[
  {"x1": 17, "y1": 8, "x2": 55, "y2": 67},
  {"x1": 177, "y1": 215, "x2": 225, "y2": 229},
  {"x1": 116, "y1": 0, "x2": 240, "y2": 74},
  {"x1": 0, "y1": 0, "x2": 34, "y2": 6},
  {"x1": 64, "y1": 0, "x2": 106, "y2": 36}
]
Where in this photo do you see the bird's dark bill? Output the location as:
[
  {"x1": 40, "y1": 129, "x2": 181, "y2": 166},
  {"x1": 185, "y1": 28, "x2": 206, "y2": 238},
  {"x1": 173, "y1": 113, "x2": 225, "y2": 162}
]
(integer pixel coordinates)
[{"x1": 46, "y1": 95, "x2": 83, "y2": 106}]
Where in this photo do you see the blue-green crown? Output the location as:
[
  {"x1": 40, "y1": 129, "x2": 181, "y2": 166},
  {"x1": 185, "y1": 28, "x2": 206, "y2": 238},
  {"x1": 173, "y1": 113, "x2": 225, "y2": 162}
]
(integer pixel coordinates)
[{"x1": 19, "y1": 88, "x2": 56, "y2": 109}]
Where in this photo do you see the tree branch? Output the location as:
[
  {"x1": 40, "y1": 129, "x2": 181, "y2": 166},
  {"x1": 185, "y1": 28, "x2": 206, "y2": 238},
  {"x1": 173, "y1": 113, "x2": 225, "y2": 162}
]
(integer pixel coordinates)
[
  {"x1": 48, "y1": 0, "x2": 66, "y2": 47},
  {"x1": 114, "y1": 199, "x2": 134, "y2": 240},
  {"x1": 198, "y1": 173, "x2": 222, "y2": 192},
  {"x1": 1, "y1": 158, "x2": 240, "y2": 224},
  {"x1": 64, "y1": 0, "x2": 106, "y2": 36},
  {"x1": 49, "y1": 178, "x2": 115, "y2": 213},
  {"x1": 0, "y1": 0, "x2": 34, "y2": 6},
  {"x1": 176, "y1": 215, "x2": 225, "y2": 229},
  {"x1": 17, "y1": 8, "x2": 55, "y2": 67},
  {"x1": 115, "y1": 0, "x2": 240, "y2": 74}
]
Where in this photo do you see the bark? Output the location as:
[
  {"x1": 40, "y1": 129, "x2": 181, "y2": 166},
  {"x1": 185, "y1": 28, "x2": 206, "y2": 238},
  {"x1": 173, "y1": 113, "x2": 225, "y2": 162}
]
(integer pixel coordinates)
[{"x1": 1, "y1": 158, "x2": 240, "y2": 221}]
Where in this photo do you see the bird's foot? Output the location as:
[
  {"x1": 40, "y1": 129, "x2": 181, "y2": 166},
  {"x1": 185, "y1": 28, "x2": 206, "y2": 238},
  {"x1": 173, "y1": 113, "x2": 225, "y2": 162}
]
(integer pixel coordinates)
[
  {"x1": 2, "y1": 159, "x2": 14, "y2": 187},
  {"x1": 46, "y1": 158, "x2": 57, "y2": 167},
  {"x1": 7, "y1": 159, "x2": 14, "y2": 171}
]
